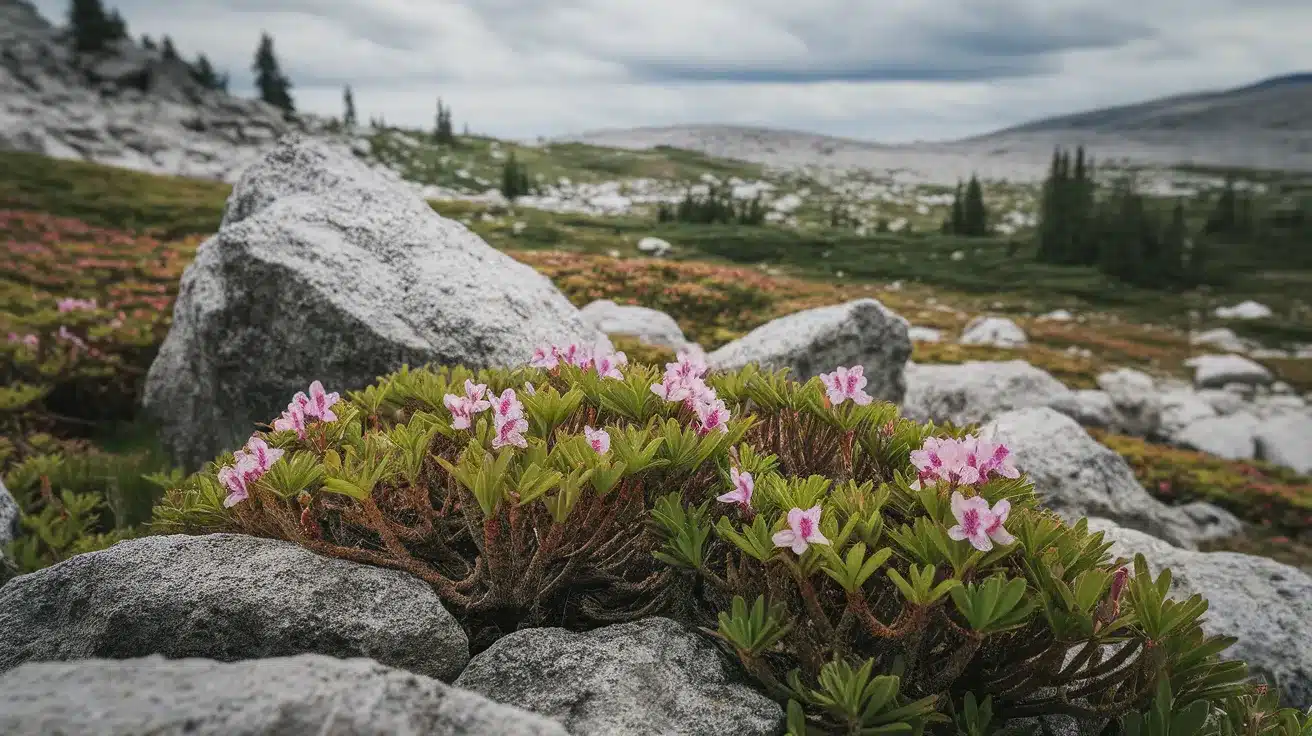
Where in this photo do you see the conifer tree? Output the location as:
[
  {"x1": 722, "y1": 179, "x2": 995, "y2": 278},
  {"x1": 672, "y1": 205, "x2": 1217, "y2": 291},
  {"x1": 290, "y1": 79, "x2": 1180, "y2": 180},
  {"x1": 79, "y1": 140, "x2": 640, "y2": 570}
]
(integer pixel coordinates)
[
  {"x1": 160, "y1": 35, "x2": 178, "y2": 62},
  {"x1": 104, "y1": 8, "x2": 126, "y2": 41},
  {"x1": 963, "y1": 175, "x2": 988, "y2": 236},
  {"x1": 252, "y1": 33, "x2": 294, "y2": 113},
  {"x1": 342, "y1": 85, "x2": 357, "y2": 128},
  {"x1": 501, "y1": 152, "x2": 529, "y2": 200},
  {"x1": 141, "y1": 34, "x2": 155, "y2": 51},
  {"x1": 68, "y1": 0, "x2": 111, "y2": 53},
  {"x1": 434, "y1": 99, "x2": 454, "y2": 144},
  {"x1": 191, "y1": 54, "x2": 219, "y2": 89},
  {"x1": 949, "y1": 182, "x2": 965, "y2": 234}
]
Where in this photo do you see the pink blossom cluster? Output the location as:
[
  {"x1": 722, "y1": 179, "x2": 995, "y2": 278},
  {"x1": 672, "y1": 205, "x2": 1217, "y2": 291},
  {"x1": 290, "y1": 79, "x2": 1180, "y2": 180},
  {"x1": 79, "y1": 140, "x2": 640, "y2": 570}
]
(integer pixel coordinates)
[
  {"x1": 6, "y1": 332, "x2": 38, "y2": 347},
  {"x1": 218, "y1": 435, "x2": 285, "y2": 508},
  {"x1": 909, "y1": 435, "x2": 1020, "y2": 488},
  {"x1": 947, "y1": 491, "x2": 1014, "y2": 552},
  {"x1": 444, "y1": 379, "x2": 528, "y2": 449},
  {"x1": 57, "y1": 297, "x2": 98, "y2": 312},
  {"x1": 819, "y1": 365, "x2": 874, "y2": 406},
  {"x1": 650, "y1": 351, "x2": 730, "y2": 435},
  {"x1": 272, "y1": 380, "x2": 341, "y2": 439},
  {"x1": 584, "y1": 425, "x2": 610, "y2": 454},
  {"x1": 530, "y1": 341, "x2": 628, "y2": 380}
]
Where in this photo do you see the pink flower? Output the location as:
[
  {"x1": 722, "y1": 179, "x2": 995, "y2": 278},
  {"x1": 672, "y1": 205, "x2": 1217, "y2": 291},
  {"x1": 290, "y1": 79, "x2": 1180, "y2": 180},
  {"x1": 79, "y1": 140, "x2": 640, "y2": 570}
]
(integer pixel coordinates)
[
  {"x1": 273, "y1": 404, "x2": 307, "y2": 438},
  {"x1": 772, "y1": 505, "x2": 830, "y2": 555},
  {"x1": 219, "y1": 435, "x2": 284, "y2": 508},
  {"x1": 717, "y1": 467, "x2": 753, "y2": 508},
  {"x1": 820, "y1": 365, "x2": 873, "y2": 406},
  {"x1": 594, "y1": 352, "x2": 626, "y2": 380},
  {"x1": 584, "y1": 425, "x2": 610, "y2": 454},
  {"x1": 217, "y1": 462, "x2": 251, "y2": 508},
  {"x1": 488, "y1": 388, "x2": 523, "y2": 422},
  {"x1": 695, "y1": 397, "x2": 731, "y2": 435},
  {"x1": 57, "y1": 297, "x2": 97, "y2": 312},
  {"x1": 304, "y1": 380, "x2": 340, "y2": 422},
  {"x1": 464, "y1": 379, "x2": 489, "y2": 403},
  {"x1": 972, "y1": 438, "x2": 1020, "y2": 480},
  {"x1": 235, "y1": 435, "x2": 284, "y2": 474},
  {"x1": 530, "y1": 346, "x2": 559, "y2": 369},
  {"x1": 7, "y1": 332, "x2": 39, "y2": 347},
  {"x1": 444, "y1": 394, "x2": 477, "y2": 430},
  {"x1": 555, "y1": 343, "x2": 592, "y2": 369},
  {"x1": 56, "y1": 325, "x2": 87, "y2": 349},
  {"x1": 947, "y1": 491, "x2": 1014, "y2": 552},
  {"x1": 910, "y1": 435, "x2": 1019, "y2": 488},
  {"x1": 493, "y1": 416, "x2": 529, "y2": 449}
]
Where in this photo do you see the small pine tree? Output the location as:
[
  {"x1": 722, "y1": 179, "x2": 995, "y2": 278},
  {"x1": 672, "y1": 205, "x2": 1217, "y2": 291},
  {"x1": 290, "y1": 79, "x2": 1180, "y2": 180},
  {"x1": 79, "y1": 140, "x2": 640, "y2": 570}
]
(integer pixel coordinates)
[
  {"x1": 434, "y1": 99, "x2": 455, "y2": 144},
  {"x1": 252, "y1": 32, "x2": 294, "y2": 113},
  {"x1": 342, "y1": 85, "x2": 357, "y2": 128},
  {"x1": 191, "y1": 54, "x2": 219, "y2": 89},
  {"x1": 160, "y1": 35, "x2": 178, "y2": 62},
  {"x1": 962, "y1": 175, "x2": 988, "y2": 236},
  {"x1": 140, "y1": 34, "x2": 155, "y2": 50},
  {"x1": 104, "y1": 8, "x2": 127, "y2": 41},
  {"x1": 501, "y1": 153, "x2": 529, "y2": 200},
  {"x1": 68, "y1": 0, "x2": 111, "y2": 53},
  {"x1": 948, "y1": 182, "x2": 965, "y2": 234}
]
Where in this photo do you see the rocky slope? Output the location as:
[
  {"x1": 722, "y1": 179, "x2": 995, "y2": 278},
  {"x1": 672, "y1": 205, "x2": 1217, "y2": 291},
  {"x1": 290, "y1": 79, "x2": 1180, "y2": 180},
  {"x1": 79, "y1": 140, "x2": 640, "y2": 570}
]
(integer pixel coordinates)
[{"x1": 0, "y1": 0, "x2": 329, "y2": 182}]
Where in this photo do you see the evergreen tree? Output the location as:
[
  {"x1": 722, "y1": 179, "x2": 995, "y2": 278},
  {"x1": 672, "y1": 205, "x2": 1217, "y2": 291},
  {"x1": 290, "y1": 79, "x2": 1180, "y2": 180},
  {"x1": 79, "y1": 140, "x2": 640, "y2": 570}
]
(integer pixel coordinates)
[
  {"x1": 434, "y1": 99, "x2": 454, "y2": 144},
  {"x1": 948, "y1": 182, "x2": 965, "y2": 234},
  {"x1": 501, "y1": 152, "x2": 530, "y2": 200},
  {"x1": 68, "y1": 0, "x2": 111, "y2": 53},
  {"x1": 962, "y1": 175, "x2": 988, "y2": 236},
  {"x1": 252, "y1": 33, "x2": 294, "y2": 112},
  {"x1": 160, "y1": 35, "x2": 178, "y2": 62},
  {"x1": 191, "y1": 54, "x2": 219, "y2": 89},
  {"x1": 1160, "y1": 200, "x2": 1187, "y2": 285},
  {"x1": 104, "y1": 8, "x2": 126, "y2": 41},
  {"x1": 342, "y1": 85, "x2": 357, "y2": 128},
  {"x1": 141, "y1": 34, "x2": 155, "y2": 51}
]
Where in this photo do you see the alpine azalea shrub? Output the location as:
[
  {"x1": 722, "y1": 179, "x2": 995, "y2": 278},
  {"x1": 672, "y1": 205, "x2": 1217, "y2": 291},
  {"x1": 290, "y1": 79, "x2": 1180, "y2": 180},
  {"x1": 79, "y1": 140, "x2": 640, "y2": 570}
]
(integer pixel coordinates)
[{"x1": 155, "y1": 350, "x2": 1301, "y2": 734}]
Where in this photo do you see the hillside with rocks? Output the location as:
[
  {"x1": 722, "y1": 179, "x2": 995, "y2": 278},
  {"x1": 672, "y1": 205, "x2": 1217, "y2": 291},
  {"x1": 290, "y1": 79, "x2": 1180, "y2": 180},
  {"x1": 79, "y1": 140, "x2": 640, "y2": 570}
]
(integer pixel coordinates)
[{"x1": 0, "y1": 0, "x2": 328, "y2": 181}]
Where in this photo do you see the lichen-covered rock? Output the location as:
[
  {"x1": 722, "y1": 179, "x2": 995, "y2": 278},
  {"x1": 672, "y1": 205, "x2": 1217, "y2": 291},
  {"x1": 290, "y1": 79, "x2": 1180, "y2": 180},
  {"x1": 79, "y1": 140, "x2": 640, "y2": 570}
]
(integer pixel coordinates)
[
  {"x1": 0, "y1": 476, "x2": 18, "y2": 550},
  {"x1": 1049, "y1": 389, "x2": 1118, "y2": 430},
  {"x1": 0, "y1": 533, "x2": 468, "y2": 680},
  {"x1": 1172, "y1": 412, "x2": 1260, "y2": 460},
  {"x1": 707, "y1": 298, "x2": 910, "y2": 403},
  {"x1": 1256, "y1": 414, "x2": 1312, "y2": 474},
  {"x1": 1096, "y1": 368, "x2": 1161, "y2": 437},
  {"x1": 142, "y1": 135, "x2": 608, "y2": 468},
  {"x1": 0, "y1": 655, "x2": 566, "y2": 736},
  {"x1": 1089, "y1": 519, "x2": 1312, "y2": 709},
  {"x1": 1157, "y1": 389, "x2": 1218, "y2": 437},
  {"x1": 579, "y1": 299, "x2": 692, "y2": 352},
  {"x1": 957, "y1": 316, "x2": 1027, "y2": 348},
  {"x1": 454, "y1": 617, "x2": 784, "y2": 736},
  {"x1": 982, "y1": 408, "x2": 1242, "y2": 548},
  {"x1": 901, "y1": 360, "x2": 1073, "y2": 427},
  {"x1": 1187, "y1": 354, "x2": 1273, "y2": 389}
]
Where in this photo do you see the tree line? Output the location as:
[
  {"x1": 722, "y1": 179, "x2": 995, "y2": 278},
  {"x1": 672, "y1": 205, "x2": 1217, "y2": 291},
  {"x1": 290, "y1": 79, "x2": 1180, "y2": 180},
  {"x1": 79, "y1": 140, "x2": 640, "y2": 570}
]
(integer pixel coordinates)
[{"x1": 1034, "y1": 146, "x2": 1312, "y2": 288}]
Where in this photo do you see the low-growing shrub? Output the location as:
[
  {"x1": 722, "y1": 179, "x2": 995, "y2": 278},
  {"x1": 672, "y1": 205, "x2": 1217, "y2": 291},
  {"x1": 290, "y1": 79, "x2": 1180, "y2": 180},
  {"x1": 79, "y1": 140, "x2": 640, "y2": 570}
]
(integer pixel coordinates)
[{"x1": 154, "y1": 347, "x2": 1304, "y2": 732}]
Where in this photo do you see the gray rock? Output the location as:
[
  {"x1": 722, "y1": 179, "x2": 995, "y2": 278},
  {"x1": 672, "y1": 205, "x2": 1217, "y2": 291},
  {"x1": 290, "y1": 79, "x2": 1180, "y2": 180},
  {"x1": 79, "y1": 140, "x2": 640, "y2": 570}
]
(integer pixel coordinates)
[
  {"x1": 0, "y1": 533, "x2": 468, "y2": 680},
  {"x1": 1198, "y1": 388, "x2": 1247, "y2": 416},
  {"x1": 1096, "y1": 368, "x2": 1162, "y2": 436},
  {"x1": 708, "y1": 298, "x2": 910, "y2": 403},
  {"x1": 958, "y1": 316, "x2": 1028, "y2": 348},
  {"x1": 0, "y1": 476, "x2": 18, "y2": 550},
  {"x1": 907, "y1": 325, "x2": 942, "y2": 343},
  {"x1": 981, "y1": 407, "x2": 1241, "y2": 549},
  {"x1": 1253, "y1": 394, "x2": 1308, "y2": 419},
  {"x1": 1172, "y1": 412, "x2": 1260, "y2": 460},
  {"x1": 455, "y1": 618, "x2": 784, "y2": 736},
  {"x1": 1157, "y1": 389, "x2": 1218, "y2": 437},
  {"x1": 902, "y1": 360, "x2": 1074, "y2": 427},
  {"x1": 1050, "y1": 389, "x2": 1118, "y2": 429},
  {"x1": 1190, "y1": 327, "x2": 1253, "y2": 353},
  {"x1": 142, "y1": 136, "x2": 606, "y2": 468},
  {"x1": 579, "y1": 299, "x2": 691, "y2": 352},
  {"x1": 1187, "y1": 354, "x2": 1274, "y2": 389},
  {"x1": 0, "y1": 654, "x2": 566, "y2": 736},
  {"x1": 1255, "y1": 414, "x2": 1312, "y2": 474},
  {"x1": 1089, "y1": 519, "x2": 1312, "y2": 709}
]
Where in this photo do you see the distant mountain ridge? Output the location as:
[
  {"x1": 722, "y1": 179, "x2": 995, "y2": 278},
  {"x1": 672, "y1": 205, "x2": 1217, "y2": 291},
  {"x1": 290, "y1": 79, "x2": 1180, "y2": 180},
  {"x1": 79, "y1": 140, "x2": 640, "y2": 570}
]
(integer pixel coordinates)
[{"x1": 561, "y1": 73, "x2": 1312, "y2": 182}]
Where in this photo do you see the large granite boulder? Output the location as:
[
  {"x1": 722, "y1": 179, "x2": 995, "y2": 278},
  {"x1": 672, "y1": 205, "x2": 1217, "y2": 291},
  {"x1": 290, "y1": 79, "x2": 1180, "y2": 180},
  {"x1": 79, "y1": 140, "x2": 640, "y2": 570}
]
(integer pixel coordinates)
[
  {"x1": 1256, "y1": 413, "x2": 1312, "y2": 474},
  {"x1": 0, "y1": 655, "x2": 566, "y2": 736},
  {"x1": 1090, "y1": 519, "x2": 1312, "y2": 709},
  {"x1": 981, "y1": 408, "x2": 1242, "y2": 549},
  {"x1": 142, "y1": 135, "x2": 607, "y2": 468},
  {"x1": 957, "y1": 316, "x2": 1027, "y2": 348},
  {"x1": 455, "y1": 617, "x2": 783, "y2": 736},
  {"x1": 0, "y1": 476, "x2": 17, "y2": 550},
  {"x1": 708, "y1": 299, "x2": 911, "y2": 403},
  {"x1": 901, "y1": 360, "x2": 1074, "y2": 427},
  {"x1": 0, "y1": 533, "x2": 468, "y2": 681}
]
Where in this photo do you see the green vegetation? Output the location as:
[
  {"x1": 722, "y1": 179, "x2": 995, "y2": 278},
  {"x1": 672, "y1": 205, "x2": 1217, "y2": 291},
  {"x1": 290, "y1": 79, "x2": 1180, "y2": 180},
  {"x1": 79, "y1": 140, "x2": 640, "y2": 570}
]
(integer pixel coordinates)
[{"x1": 252, "y1": 32, "x2": 293, "y2": 113}]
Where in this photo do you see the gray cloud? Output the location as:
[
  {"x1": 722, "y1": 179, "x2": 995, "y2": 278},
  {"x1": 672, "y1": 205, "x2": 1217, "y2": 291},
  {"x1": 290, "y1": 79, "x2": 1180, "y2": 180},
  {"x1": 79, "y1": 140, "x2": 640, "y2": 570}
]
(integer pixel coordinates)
[{"x1": 24, "y1": 0, "x2": 1312, "y2": 142}]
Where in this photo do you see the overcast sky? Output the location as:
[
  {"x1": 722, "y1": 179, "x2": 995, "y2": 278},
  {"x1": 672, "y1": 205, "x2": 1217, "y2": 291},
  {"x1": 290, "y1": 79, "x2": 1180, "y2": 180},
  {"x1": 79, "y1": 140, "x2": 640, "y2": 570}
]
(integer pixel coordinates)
[{"x1": 29, "y1": 0, "x2": 1312, "y2": 143}]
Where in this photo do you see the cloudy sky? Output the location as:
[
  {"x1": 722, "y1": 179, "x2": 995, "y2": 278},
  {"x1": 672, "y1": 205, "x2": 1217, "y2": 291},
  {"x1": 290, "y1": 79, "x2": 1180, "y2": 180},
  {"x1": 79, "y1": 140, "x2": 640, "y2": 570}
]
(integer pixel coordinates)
[{"x1": 30, "y1": 0, "x2": 1312, "y2": 143}]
